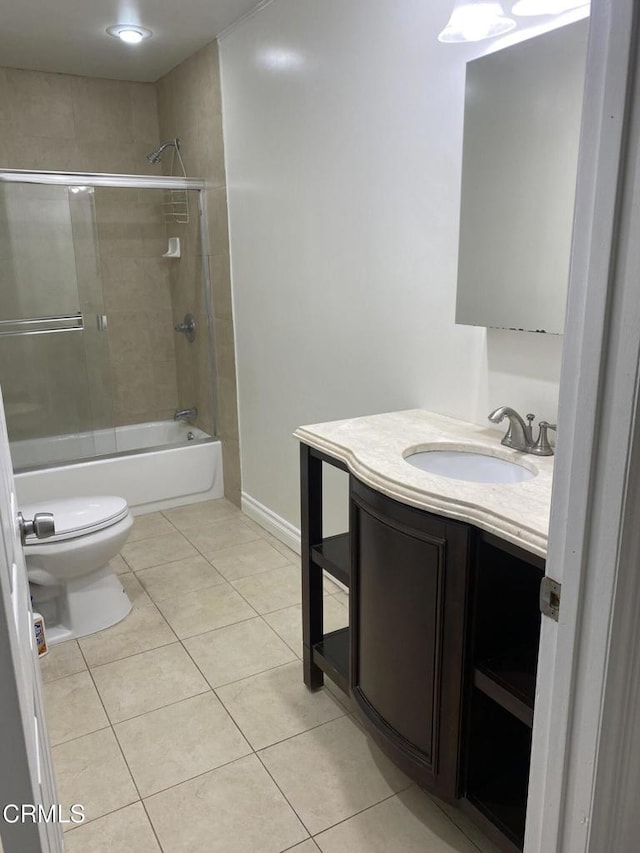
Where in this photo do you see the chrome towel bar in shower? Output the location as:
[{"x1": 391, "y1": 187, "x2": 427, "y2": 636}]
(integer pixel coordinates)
[{"x1": 0, "y1": 314, "x2": 84, "y2": 337}]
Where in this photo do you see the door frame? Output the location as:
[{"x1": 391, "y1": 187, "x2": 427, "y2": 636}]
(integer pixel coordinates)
[{"x1": 526, "y1": 0, "x2": 640, "y2": 849}]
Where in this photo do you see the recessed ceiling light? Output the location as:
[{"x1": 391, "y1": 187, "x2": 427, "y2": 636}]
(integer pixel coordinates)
[{"x1": 106, "y1": 25, "x2": 152, "y2": 44}]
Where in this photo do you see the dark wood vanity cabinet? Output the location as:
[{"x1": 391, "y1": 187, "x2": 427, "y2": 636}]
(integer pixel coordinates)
[
  {"x1": 300, "y1": 442, "x2": 545, "y2": 852},
  {"x1": 349, "y1": 477, "x2": 470, "y2": 799}
]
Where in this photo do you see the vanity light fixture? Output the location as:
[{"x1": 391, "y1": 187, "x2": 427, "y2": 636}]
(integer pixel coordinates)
[
  {"x1": 106, "y1": 25, "x2": 152, "y2": 44},
  {"x1": 512, "y1": 0, "x2": 589, "y2": 15},
  {"x1": 438, "y1": 0, "x2": 516, "y2": 43}
]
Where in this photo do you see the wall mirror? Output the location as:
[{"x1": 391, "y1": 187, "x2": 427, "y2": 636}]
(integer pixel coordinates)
[{"x1": 455, "y1": 19, "x2": 588, "y2": 335}]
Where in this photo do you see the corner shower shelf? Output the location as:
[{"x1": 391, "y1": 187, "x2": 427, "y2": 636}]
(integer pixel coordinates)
[{"x1": 163, "y1": 237, "x2": 181, "y2": 258}]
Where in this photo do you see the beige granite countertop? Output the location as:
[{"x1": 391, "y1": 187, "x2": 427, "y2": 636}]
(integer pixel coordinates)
[{"x1": 294, "y1": 409, "x2": 553, "y2": 558}]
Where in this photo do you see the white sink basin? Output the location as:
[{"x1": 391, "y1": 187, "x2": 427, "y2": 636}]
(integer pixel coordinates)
[{"x1": 404, "y1": 450, "x2": 535, "y2": 484}]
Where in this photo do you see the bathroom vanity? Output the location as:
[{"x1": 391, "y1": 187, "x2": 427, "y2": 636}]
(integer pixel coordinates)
[{"x1": 295, "y1": 410, "x2": 553, "y2": 853}]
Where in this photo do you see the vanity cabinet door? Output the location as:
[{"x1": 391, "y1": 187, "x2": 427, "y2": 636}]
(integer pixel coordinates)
[{"x1": 350, "y1": 478, "x2": 470, "y2": 799}]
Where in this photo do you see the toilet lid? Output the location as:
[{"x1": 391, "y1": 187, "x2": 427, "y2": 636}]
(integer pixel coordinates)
[{"x1": 21, "y1": 496, "x2": 129, "y2": 544}]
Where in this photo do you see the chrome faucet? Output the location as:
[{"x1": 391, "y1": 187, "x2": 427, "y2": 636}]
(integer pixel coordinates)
[
  {"x1": 488, "y1": 406, "x2": 556, "y2": 455},
  {"x1": 174, "y1": 408, "x2": 197, "y2": 422}
]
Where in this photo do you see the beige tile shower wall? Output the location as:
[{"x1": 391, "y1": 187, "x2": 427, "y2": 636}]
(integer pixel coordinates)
[
  {"x1": 0, "y1": 67, "x2": 161, "y2": 175},
  {"x1": 156, "y1": 41, "x2": 241, "y2": 505},
  {"x1": 95, "y1": 187, "x2": 179, "y2": 426},
  {"x1": 0, "y1": 66, "x2": 179, "y2": 428}
]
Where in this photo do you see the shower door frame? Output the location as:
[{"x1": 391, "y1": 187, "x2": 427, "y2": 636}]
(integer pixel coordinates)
[{"x1": 0, "y1": 169, "x2": 220, "y2": 461}]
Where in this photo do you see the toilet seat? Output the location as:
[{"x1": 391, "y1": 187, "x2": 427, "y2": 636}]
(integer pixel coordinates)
[{"x1": 21, "y1": 496, "x2": 129, "y2": 544}]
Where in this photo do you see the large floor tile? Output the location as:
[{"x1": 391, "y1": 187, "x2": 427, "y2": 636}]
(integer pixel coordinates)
[
  {"x1": 109, "y1": 554, "x2": 130, "y2": 575},
  {"x1": 332, "y1": 589, "x2": 349, "y2": 608},
  {"x1": 115, "y1": 692, "x2": 251, "y2": 796},
  {"x1": 209, "y1": 539, "x2": 291, "y2": 582},
  {"x1": 184, "y1": 516, "x2": 263, "y2": 559},
  {"x1": 157, "y1": 582, "x2": 256, "y2": 639},
  {"x1": 52, "y1": 728, "x2": 138, "y2": 829},
  {"x1": 431, "y1": 794, "x2": 502, "y2": 853},
  {"x1": 79, "y1": 605, "x2": 176, "y2": 667},
  {"x1": 260, "y1": 715, "x2": 411, "y2": 835},
  {"x1": 39, "y1": 639, "x2": 86, "y2": 683},
  {"x1": 322, "y1": 573, "x2": 344, "y2": 596},
  {"x1": 162, "y1": 498, "x2": 239, "y2": 533},
  {"x1": 63, "y1": 802, "x2": 161, "y2": 853},
  {"x1": 128, "y1": 512, "x2": 175, "y2": 542},
  {"x1": 92, "y1": 643, "x2": 209, "y2": 723},
  {"x1": 323, "y1": 675, "x2": 358, "y2": 714},
  {"x1": 231, "y1": 564, "x2": 302, "y2": 614},
  {"x1": 314, "y1": 787, "x2": 481, "y2": 853},
  {"x1": 262, "y1": 533, "x2": 301, "y2": 564},
  {"x1": 43, "y1": 671, "x2": 109, "y2": 746},
  {"x1": 217, "y1": 661, "x2": 344, "y2": 749},
  {"x1": 236, "y1": 515, "x2": 271, "y2": 536},
  {"x1": 119, "y1": 572, "x2": 153, "y2": 608},
  {"x1": 145, "y1": 754, "x2": 308, "y2": 853},
  {"x1": 122, "y1": 531, "x2": 198, "y2": 571},
  {"x1": 184, "y1": 617, "x2": 296, "y2": 688},
  {"x1": 264, "y1": 596, "x2": 348, "y2": 657},
  {"x1": 135, "y1": 555, "x2": 224, "y2": 603}
]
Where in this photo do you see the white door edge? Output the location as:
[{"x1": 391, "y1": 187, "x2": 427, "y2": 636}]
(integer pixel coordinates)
[
  {"x1": 0, "y1": 387, "x2": 63, "y2": 852},
  {"x1": 527, "y1": 1, "x2": 640, "y2": 850}
]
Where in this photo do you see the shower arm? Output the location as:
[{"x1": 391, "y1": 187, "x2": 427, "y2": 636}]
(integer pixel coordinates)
[{"x1": 146, "y1": 138, "x2": 181, "y2": 165}]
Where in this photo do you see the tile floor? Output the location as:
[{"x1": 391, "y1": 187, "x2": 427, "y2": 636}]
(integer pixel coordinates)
[{"x1": 40, "y1": 498, "x2": 499, "y2": 853}]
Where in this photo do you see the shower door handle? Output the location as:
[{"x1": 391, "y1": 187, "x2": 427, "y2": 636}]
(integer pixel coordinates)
[
  {"x1": 97, "y1": 314, "x2": 108, "y2": 332},
  {"x1": 18, "y1": 512, "x2": 55, "y2": 545}
]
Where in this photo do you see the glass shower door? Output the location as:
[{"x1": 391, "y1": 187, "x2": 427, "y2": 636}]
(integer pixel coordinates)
[{"x1": 0, "y1": 182, "x2": 116, "y2": 469}]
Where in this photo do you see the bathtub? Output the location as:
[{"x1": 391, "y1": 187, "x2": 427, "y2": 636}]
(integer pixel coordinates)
[{"x1": 13, "y1": 420, "x2": 224, "y2": 514}]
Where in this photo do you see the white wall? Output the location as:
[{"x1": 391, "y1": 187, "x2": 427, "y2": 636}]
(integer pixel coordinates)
[{"x1": 219, "y1": 0, "x2": 565, "y2": 533}]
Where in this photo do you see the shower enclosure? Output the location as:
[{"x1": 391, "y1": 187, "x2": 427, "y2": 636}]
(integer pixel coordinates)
[{"x1": 0, "y1": 169, "x2": 222, "y2": 510}]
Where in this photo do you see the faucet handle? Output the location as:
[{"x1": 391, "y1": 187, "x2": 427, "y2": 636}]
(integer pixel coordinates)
[
  {"x1": 526, "y1": 413, "x2": 535, "y2": 426},
  {"x1": 531, "y1": 421, "x2": 557, "y2": 456}
]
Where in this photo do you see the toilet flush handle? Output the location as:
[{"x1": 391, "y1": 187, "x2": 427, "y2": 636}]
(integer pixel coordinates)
[{"x1": 18, "y1": 512, "x2": 55, "y2": 546}]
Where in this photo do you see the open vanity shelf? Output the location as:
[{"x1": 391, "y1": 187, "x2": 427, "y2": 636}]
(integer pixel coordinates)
[
  {"x1": 462, "y1": 533, "x2": 544, "y2": 851},
  {"x1": 300, "y1": 444, "x2": 350, "y2": 694},
  {"x1": 465, "y1": 691, "x2": 532, "y2": 851},
  {"x1": 312, "y1": 627, "x2": 349, "y2": 693},
  {"x1": 299, "y1": 439, "x2": 547, "y2": 853},
  {"x1": 473, "y1": 649, "x2": 536, "y2": 728},
  {"x1": 468, "y1": 534, "x2": 542, "y2": 730},
  {"x1": 310, "y1": 533, "x2": 349, "y2": 587}
]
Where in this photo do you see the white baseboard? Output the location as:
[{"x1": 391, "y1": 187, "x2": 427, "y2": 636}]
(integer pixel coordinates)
[
  {"x1": 240, "y1": 491, "x2": 349, "y2": 595},
  {"x1": 241, "y1": 492, "x2": 301, "y2": 555}
]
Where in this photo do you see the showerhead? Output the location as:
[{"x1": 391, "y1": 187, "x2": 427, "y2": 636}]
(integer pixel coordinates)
[{"x1": 146, "y1": 138, "x2": 180, "y2": 164}]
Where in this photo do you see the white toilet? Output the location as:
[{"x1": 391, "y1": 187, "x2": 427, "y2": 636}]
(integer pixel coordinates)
[{"x1": 22, "y1": 496, "x2": 134, "y2": 645}]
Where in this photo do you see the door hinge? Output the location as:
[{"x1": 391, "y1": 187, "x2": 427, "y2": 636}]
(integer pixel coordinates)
[{"x1": 540, "y1": 576, "x2": 561, "y2": 621}]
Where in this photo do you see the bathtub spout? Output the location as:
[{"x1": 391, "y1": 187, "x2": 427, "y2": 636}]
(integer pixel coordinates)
[{"x1": 174, "y1": 408, "x2": 197, "y2": 423}]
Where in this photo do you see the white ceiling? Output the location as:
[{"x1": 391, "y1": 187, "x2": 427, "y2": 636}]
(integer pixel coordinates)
[{"x1": 0, "y1": 0, "x2": 263, "y2": 82}]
